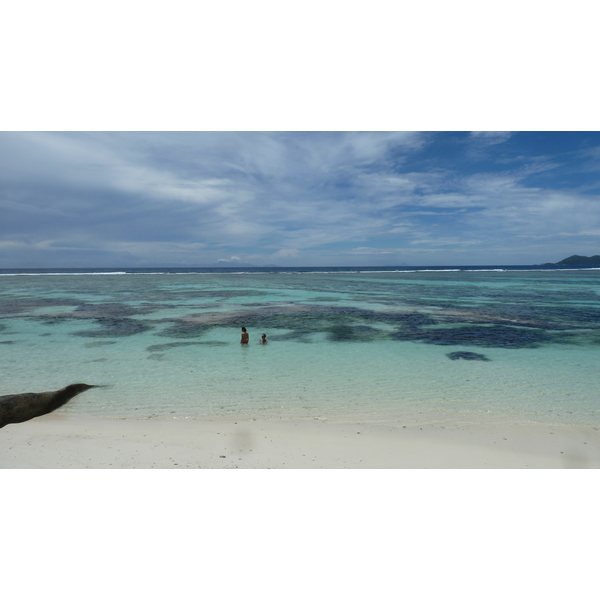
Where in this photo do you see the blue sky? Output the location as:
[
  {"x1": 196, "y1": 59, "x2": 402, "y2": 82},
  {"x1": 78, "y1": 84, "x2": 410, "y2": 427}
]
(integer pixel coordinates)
[{"x1": 1, "y1": 131, "x2": 600, "y2": 267}]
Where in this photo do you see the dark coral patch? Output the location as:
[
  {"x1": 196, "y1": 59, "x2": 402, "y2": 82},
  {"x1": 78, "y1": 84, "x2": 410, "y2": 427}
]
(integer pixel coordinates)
[
  {"x1": 380, "y1": 312, "x2": 437, "y2": 328},
  {"x1": 446, "y1": 351, "x2": 491, "y2": 361},
  {"x1": 73, "y1": 303, "x2": 156, "y2": 318},
  {"x1": 73, "y1": 318, "x2": 152, "y2": 338},
  {"x1": 33, "y1": 316, "x2": 74, "y2": 326},
  {"x1": 327, "y1": 324, "x2": 383, "y2": 342},
  {"x1": 155, "y1": 323, "x2": 212, "y2": 339},
  {"x1": 392, "y1": 324, "x2": 552, "y2": 348},
  {"x1": 0, "y1": 297, "x2": 78, "y2": 317},
  {"x1": 269, "y1": 331, "x2": 314, "y2": 343}
]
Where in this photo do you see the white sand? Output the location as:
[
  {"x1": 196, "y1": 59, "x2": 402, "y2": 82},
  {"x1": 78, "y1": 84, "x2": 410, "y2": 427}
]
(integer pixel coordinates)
[{"x1": 1, "y1": 414, "x2": 599, "y2": 468}]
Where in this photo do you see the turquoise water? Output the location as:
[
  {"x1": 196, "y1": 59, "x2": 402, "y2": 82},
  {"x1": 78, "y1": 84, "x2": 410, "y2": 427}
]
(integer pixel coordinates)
[{"x1": 2, "y1": 268, "x2": 600, "y2": 425}]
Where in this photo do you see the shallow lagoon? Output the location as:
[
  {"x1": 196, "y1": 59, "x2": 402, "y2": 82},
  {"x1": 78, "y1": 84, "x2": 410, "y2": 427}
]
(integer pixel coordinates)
[{"x1": 1, "y1": 268, "x2": 600, "y2": 425}]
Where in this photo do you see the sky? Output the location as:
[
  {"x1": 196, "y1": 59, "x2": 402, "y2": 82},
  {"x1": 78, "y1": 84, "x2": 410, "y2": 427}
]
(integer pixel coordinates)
[{"x1": 1, "y1": 131, "x2": 600, "y2": 268}]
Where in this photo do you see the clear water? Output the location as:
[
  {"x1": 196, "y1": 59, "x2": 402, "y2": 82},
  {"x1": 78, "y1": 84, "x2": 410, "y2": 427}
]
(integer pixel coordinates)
[{"x1": 2, "y1": 267, "x2": 600, "y2": 425}]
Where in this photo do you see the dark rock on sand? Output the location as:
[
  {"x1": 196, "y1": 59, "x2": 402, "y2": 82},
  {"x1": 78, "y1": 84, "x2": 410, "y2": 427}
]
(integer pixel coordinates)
[{"x1": 0, "y1": 383, "x2": 98, "y2": 428}]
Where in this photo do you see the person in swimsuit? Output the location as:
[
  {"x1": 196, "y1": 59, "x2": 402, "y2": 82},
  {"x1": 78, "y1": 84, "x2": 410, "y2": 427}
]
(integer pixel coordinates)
[
  {"x1": 260, "y1": 333, "x2": 268, "y2": 344},
  {"x1": 241, "y1": 327, "x2": 249, "y2": 344}
]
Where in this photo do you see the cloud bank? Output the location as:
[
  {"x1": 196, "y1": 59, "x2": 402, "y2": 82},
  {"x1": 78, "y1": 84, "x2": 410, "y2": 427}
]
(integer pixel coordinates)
[{"x1": 1, "y1": 131, "x2": 600, "y2": 267}]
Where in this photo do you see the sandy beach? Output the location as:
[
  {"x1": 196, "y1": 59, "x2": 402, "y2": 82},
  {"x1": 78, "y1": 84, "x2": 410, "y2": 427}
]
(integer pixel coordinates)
[{"x1": 1, "y1": 414, "x2": 599, "y2": 468}]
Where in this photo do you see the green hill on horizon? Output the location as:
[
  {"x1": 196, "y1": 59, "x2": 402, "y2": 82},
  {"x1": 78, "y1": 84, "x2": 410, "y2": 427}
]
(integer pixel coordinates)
[{"x1": 548, "y1": 255, "x2": 600, "y2": 266}]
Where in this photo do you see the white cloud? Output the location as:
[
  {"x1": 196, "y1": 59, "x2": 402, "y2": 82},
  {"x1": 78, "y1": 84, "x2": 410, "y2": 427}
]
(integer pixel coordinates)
[
  {"x1": 273, "y1": 249, "x2": 299, "y2": 258},
  {"x1": 470, "y1": 131, "x2": 512, "y2": 144},
  {"x1": 2, "y1": 131, "x2": 600, "y2": 267},
  {"x1": 346, "y1": 247, "x2": 397, "y2": 255}
]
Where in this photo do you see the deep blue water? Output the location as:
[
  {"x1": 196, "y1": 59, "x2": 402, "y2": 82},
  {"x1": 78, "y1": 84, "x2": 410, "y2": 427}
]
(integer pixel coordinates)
[{"x1": 0, "y1": 264, "x2": 593, "y2": 276}]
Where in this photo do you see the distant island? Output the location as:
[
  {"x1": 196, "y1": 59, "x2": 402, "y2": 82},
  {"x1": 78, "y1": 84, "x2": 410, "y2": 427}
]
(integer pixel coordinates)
[{"x1": 544, "y1": 255, "x2": 600, "y2": 266}]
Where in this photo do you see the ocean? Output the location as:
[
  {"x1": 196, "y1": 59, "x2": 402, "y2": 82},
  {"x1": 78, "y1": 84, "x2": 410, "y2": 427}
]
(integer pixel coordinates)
[{"x1": 1, "y1": 266, "x2": 600, "y2": 425}]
